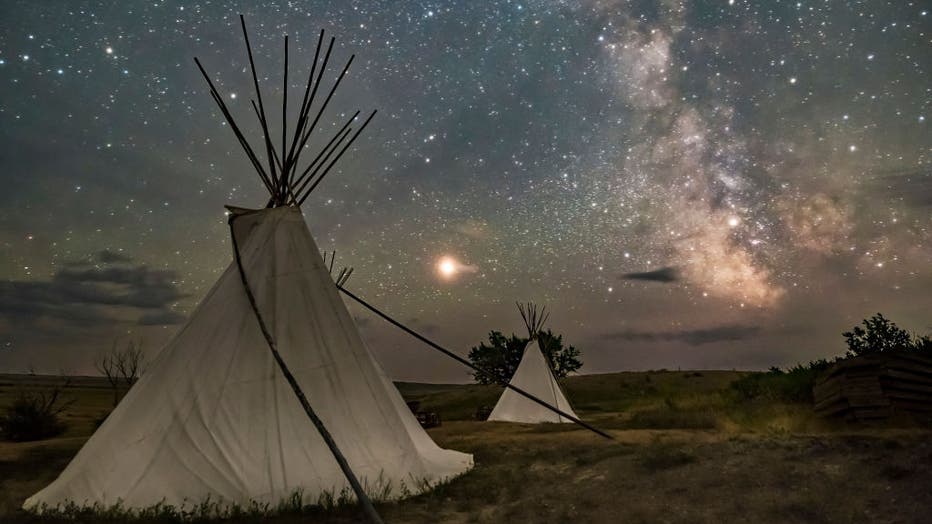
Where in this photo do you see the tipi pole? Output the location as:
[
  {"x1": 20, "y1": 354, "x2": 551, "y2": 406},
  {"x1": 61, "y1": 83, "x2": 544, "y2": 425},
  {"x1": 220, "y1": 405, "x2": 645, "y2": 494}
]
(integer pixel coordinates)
[
  {"x1": 239, "y1": 15, "x2": 280, "y2": 190},
  {"x1": 337, "y1": 286, "x2": 615, "y2": 441},
  {"x1": 298, "y1": 110, "x2": 377, "y2": 203},
  {"x1": 193, "y1": 58, "x2": 275, "y2": 194},
  {"x1": 229, "y1": 216, "x2": 384, "y2": 524},
  {"x1": 292, "y1": 126, "x2": 354, "y2": 202},
  {"x1": 284, "y1": 29, "x2": 324, "y2": 181},
  {"x1": 280, "y1": 35, "x2": 289, "y2": 186},
  {"x1": 296, "y1": 53, "x2": 355, "y2": 163},
  {"x1": 288, "y1": 36, "x2": 337, "y2": 182},
  {"x1": 290, "y1": 110, "x2": 359, "y2": 194}
]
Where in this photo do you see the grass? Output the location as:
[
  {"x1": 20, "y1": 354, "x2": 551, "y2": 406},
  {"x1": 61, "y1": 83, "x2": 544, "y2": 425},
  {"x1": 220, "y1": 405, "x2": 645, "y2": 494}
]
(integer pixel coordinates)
[
  {"x1": 1, "y1": 371, "x2": 931, "y2": 523},
  {"x1": 398, "y1": 369, "x2": 748, "y2": 427},
  {"x1": 635, "y1": 440, "x2": 697, "y2": 471},
  {"x1": 22, "y1": 488, "x2": 367, "y2": 522},
  {"x1": 623, "y1": 399, "x2": 719, "y2": 430}
]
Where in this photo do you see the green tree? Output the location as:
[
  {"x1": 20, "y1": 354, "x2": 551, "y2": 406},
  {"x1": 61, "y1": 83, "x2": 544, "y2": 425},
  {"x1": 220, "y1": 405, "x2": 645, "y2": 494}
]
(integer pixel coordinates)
[
  {"x1": 538, "y1": 329, "x2": 583, "y2": 379},
  {"x1": 842, "y1": 313, "x2": 931, "y2": 357},
  {"x1": 468, "y1": 329, "x2": 582, "y2": 385}
]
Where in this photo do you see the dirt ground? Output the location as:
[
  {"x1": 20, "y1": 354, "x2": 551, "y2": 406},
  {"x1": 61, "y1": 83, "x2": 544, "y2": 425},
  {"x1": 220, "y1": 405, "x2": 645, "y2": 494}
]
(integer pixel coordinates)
[{"x1": 2, "y1": 373, "x2": 931, "y2": 523}]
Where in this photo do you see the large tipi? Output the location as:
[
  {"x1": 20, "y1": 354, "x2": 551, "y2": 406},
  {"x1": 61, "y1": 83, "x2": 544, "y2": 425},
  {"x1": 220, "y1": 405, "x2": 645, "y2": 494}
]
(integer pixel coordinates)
[
  {"x1": 488, "y1": 303, "x2": 578, "y2": 424},
  {"x1": 25, "y1": 18, "x2": 471, "y2": 516}
]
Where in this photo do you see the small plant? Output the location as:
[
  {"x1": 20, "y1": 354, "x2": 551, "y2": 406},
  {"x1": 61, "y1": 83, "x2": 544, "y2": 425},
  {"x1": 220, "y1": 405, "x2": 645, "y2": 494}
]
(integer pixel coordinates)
[{"x1": 0, "y1": 382, "x2": 74, "y2": 442}]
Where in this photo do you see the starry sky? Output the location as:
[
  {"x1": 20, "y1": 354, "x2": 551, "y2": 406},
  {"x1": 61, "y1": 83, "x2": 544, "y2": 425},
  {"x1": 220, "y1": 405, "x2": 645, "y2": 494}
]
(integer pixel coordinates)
[{"x1": 1, "y1": 1, "x2": 930, "y2": 382}]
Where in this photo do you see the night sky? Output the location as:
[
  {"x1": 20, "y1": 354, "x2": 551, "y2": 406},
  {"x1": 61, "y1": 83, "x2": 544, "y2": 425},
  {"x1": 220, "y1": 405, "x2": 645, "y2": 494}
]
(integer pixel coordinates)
[{"x1": 1, "y1": 1, "x2": 929, "y2": 382}]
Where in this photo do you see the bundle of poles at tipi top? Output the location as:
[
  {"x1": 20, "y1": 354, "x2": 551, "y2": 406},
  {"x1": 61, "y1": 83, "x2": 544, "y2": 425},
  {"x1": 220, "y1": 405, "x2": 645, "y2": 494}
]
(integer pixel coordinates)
[
  {"x1": 194, "y1": 15, "x2": 376, "y2": 208},
  {"x1": 517, "y1": 301, "x2": 549, "y2": 342}
]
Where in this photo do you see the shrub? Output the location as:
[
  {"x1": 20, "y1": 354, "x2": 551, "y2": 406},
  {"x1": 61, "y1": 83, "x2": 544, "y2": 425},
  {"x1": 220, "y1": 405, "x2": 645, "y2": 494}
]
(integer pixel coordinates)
[
  {"x1": 0, "y1": 387, "x2": 73, "y2": 441},
  {"x1": 843, "y1": 313, "x2": 931, "y2": 357},
  {"x1": 729, "y1": 360, "x2": 834, "y2": 404},
  {"x1": 730, "y1": 313, "x2": 931, "y2": 406}
]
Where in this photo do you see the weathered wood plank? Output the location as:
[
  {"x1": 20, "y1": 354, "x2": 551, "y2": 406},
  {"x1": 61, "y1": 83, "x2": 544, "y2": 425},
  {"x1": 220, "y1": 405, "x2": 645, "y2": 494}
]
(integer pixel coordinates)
[{"x1": 813, "y1": 352, "x2": 932, "y2": 421}]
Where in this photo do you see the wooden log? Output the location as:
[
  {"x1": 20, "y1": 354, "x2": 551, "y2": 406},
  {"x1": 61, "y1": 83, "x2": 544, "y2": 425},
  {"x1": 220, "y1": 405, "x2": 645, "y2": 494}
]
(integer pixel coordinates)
[
  {"x1": 815, "y1": 400, "x2": 849, "y2": 417},
  {"x1": 851, "y1": 408, "x2": 890, "y2": 421},
  {"x1": 814, "y1": 391, "x2": 843, "y2": 409},
  {"x1": 881, "y1": 369, "x2": 932, "y2": 386},
  {"x1": 814, "y1": 352, "x2": 932, "y2": 421},
  {"x1": 883, "y1": 390, "x2": 932, "y2": 404},
  {"x1": 888, "y1": 352, "x2": 932, "y2": 370}
]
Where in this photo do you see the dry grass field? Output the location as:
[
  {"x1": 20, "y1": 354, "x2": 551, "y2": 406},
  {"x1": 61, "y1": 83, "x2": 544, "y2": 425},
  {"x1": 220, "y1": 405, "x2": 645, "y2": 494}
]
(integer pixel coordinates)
[{"x1": 2, "y1": 371, "x2": 931, "y2": 523}]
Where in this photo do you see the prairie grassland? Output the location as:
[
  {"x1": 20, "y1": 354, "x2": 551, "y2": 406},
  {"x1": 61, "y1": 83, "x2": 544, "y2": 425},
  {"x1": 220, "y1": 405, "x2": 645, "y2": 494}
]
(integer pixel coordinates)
[{"x1": 2, "y1": 372, "x2": 930, "y2": 523}]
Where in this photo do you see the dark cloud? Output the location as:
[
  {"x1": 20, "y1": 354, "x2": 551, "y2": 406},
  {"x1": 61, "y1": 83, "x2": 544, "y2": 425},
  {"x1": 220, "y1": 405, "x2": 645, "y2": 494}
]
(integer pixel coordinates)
[
  {"x1": 601, "y1": 324, "x2": 761, "y2": 346},
  {"x1": 0, "y1": 261, "x2": 186, "y2": 327},
  {"x1": 52, "y1": 266, "x2": 186, "y2": 309},
  {"x1": 0, "y1": 281, "x2": 112, "y2": 324},
  {"x1": 61, "y1": 250, "x2": 135, "y2": 268},
  {"x1": 97, "y1": 249, "x2": 134, "y2": 264},
  {"x1": 408, "y1": 317, "x2": 441, "y2": 335},
  {"x1": 621, "y1": 266, "x2": 680, "y2": 283},
  {"x1": 137, "y1": 311, "x2": 186, "y2": 326},
  {"x1": 423, "y1": 324, "x2": 441, "y2": 335}
]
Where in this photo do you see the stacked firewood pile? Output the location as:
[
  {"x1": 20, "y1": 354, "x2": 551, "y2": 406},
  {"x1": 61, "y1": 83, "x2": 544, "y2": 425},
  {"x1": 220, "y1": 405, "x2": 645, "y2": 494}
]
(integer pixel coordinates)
[{"x1": 814, "y1": 352, "x2": 932, "y2": 421}]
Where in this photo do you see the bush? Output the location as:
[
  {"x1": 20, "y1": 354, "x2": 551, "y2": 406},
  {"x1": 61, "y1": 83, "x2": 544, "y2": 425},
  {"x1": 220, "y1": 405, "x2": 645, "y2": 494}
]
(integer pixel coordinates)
[
  {"x1": 0, "y1": 387, "x2": 73, "y2": 442},
  {"x1": 729, "y1": 313, "x2": 931, "y2": 407},
  {"x1": 843, "y1": 313, "x2": 931, "y2": 357},
  {"x1": 729, "y1": 360, "x2": 834, "y2": 404}
]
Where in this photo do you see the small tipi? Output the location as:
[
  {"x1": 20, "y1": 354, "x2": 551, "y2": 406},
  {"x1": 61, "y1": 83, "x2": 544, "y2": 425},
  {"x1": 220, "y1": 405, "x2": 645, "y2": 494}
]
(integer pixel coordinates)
[
  {"x1": 25, "y1": 18, "x2": 471, "y2": 515},
  {"x1": 488, "y1": 303, "x2": 578, "y2": 424}
]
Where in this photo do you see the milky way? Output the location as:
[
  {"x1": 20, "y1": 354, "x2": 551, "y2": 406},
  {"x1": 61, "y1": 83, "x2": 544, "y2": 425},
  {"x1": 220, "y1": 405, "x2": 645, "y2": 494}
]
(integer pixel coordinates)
[{"x1": 1, "y1": 1, "x2": 929, "y2": 380}]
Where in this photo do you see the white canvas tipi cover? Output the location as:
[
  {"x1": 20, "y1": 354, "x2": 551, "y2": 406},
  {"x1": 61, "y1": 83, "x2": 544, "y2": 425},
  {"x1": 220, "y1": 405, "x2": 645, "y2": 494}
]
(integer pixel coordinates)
[
  {"x1": 25, "y1": 206, "x2": 472, "y2": 511},
  {"x1": 487, "y1": 339, "x2": 577, "y2": 423}
]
